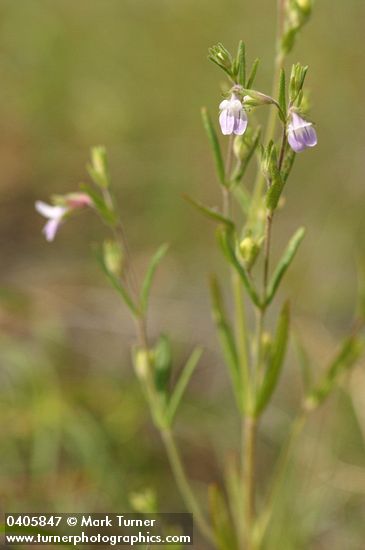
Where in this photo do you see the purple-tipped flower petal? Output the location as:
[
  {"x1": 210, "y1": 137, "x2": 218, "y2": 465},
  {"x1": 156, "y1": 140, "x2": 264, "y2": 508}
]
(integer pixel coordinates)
[
  {"x1": 219, "y1": 94, "x2": 248, "y2": 136},
  {"x1": 287, "y1": 112, "x2": 317, "y2": 153}
]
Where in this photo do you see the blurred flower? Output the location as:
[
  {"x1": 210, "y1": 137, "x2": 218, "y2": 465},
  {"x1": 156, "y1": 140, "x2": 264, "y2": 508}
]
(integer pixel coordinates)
[
  {"x1": 287, "y1": 111, "x2": 317, "y2": 152},
  {"x1": 219, "y1": 94, "x2": 247, "y2": 135},
  {"x1": 35, "y1": 193, "x2": 92, "y2": 242}
]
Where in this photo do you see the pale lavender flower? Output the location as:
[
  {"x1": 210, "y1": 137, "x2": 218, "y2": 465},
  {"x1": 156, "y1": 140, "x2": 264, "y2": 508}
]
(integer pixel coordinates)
[
  {"x1": 35, "y1": 193, "x2": 92, "y2": 242},
  {"x1": 219, "y1": 94, "x2": 248, "y2": 136},
  {"x1": 287, "y1": 111, "x2": 317, "y2": 153}
]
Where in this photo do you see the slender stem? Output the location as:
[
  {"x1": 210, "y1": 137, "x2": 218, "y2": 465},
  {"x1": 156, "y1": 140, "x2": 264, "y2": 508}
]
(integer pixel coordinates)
[
  {"x1": 105, "y1": 195, "x2": 213, "y2": 545},
  {"x1": 243, "y1": 416, "x2": 257, "y2": 548},
  {"x1": 263, "y1": 212, "x2": 273, "y2": 297},
  {"x1": 256, "y1": 412, "x2": 306, "y2": 545},
  {"x1": 248, "y1": 0, "x2": 286, "y2": 226},
  {"x1": 161, "y1": 428, "x2": 214, "y2": 544},
  {"x1": 232, "y1": 271, "x2": 251, "y2": 408}
]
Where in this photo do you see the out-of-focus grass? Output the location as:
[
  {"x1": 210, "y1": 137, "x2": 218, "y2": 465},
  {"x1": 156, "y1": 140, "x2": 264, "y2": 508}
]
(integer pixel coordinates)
[{"x1": 0, "y1": 0, "x2": 365, "y2": 547}]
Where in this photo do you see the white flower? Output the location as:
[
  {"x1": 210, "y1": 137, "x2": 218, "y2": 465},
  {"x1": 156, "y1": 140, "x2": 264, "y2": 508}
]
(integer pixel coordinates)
[
  {"x1": 219, "y1": 94, "x2": 248, "y2": 136},
  {"x1": 35, "y1": 201, "x2": 68, "y2": 242}
]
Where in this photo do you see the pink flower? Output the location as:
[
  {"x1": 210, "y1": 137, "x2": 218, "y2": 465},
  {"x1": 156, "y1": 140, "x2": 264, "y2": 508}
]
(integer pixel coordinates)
[{"x1": 35, "y1": 193, "x2": 92, "y2": 242}]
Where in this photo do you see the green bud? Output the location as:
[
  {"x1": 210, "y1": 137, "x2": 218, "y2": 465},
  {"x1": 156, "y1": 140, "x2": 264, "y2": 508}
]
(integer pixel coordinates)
[
  {"x1": 129, "y1": 489, "x2": 157, "y2": 514},
  {"x1": 88, "y1": 145, "x2": 109, "y2": 188},
  {"x1": 239, "y1": 236, "x2": 261, "y2": 270},
  {"x1": 296, "y1": 0, "x2": 312, "y2": 16},
  {"x1": 103, "y1": 239, "x2": 123, "y2": 277},
  {"x1": 233, "y1": 134, "x2": 250, "y2": 161},
  {"x1": 261, "y1": 331, "x2": 273, "y2": 362},
  {"x1": 133, "y1": 348, "x2": 151, "y2": 381}
]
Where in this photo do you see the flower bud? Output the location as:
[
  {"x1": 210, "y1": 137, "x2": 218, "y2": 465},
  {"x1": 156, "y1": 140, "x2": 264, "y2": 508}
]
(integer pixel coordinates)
[
  {"x1": 129, "y1": 489, "x2": 157, "y2": 514},
  {"x1": 89, "y1": 146, "x2": 109, "y2": 188},
  {"x1": 233, "y1": 135, "x2": 250, "y2": 161},
  {"x1": 103, "y1": 239, "x2": 123, "y2": 277},
  {"x1": 296, "y1": 0, "x2": 312, "y2": 15},
  {"x1": 239, "y1": 236, "x2": 261, "y2": 270},
  {"x1": 261, "y1": 331, "x2": 273, "y2": 361},
  {"x1": 133, "y1": 348, "x2": 150, "y2": 381}
]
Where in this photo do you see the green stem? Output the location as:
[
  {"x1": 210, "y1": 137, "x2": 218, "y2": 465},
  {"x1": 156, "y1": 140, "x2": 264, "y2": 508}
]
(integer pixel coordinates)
[
  {"x1": 160, "y1": 428, "x2": 215, "y2": 544},
  {"x1": 232, "y1": 271, "x2": 251, "y2": 410},
  {"x1": 255, "y1": 412, "x2": 306, "y2": 545},
  {"x1": 248, "y1": 0, "x2": 286, "y2": 227},
  {"x1": 106, "y1": 193, "x2": 213, "y2": 545},
  {"x1": 243, "y1": 416, "x2": 257, "y2": 549}
]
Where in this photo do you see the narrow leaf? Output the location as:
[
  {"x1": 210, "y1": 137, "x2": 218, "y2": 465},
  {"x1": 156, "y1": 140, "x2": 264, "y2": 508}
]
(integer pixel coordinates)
[
  {"x1": 305, "y1": 336, "x2": 364, "y2": 410},
  {"x1": 278, "y1": 68, "x2": 287, "y2": 122},
  {"x1": 80, "y1": 183, "x2": 117, "y2": 225},
  {"x1": 201, "y1": 107, "x2": 226, "y2": 186},
  {"x1": 94, "y1": 246, "x2": 139, "y2": 316},
  {"x1": 231, "y1": 127, "x2": 261, "y2": 186},
  {"x1": 246, "y1": 58, "x2": 260, "y2": 88},
  {"x1": 217, "y1": 227, "x2": 261, "y2": 308},
  {"x1": 232, "y1": 186, "x2": 251, "y2": 214},
  {"x1": 236, "y1": 41, "x2": 246, "y2": 86},
  {"x1": 167, "y1": 347, "x2": 203, "y2": 424},
  {"x1": 265, "y1": 146, "x2": 285, "y2": 212},
  {"x1": 281, "y1": 148, "x2": 296, "y2": 183},
  {"x1": 224, "y1": 456, "x2": 245, "y2": 545},
  {"x1": 208, "y1": 56, "x2": 234, "y2": 80},
  {"x1": 140, "y1": 243, "x2": 169, "y2": 314},
  {"x1": 254, "y1": 301, "x2": 290, "y2": 416},
  {"x1": 293, "y1": 332, "x2": 313, "y2": 392},
  {"x1": 153, "y1": 334, "x2": 172, "y2": 395},
  {"x1": 209, "y1": 485, "x2": 239, "y2": 550},
  {"x1": 266, "y1": 227, "x2": 306, "y2": 306},
  {"x1": 210, "y1": 276, "x2": 241, "y2": 408},
  {"x1": 184, "y1": 195, "x2": 234, "y2": 228}
]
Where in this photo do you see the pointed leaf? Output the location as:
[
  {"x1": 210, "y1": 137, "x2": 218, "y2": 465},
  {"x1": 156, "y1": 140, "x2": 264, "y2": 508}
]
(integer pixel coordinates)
[
  {"x1": 210, "y1": 276, "x2": 242, "y2": 408},
  {"x1": 153, "y1": 334, "x2": 172, "y2": 395},
  {"x1": 217, "y1": 227, "x2": 261, "y2": 308},
  {"x1": 224, "y1": 455, "x2": 245, "y2": 545},
  {"x1": 209, "y1": 485, "x2": 239, "y2": 550},
  {"x1": 265, "y1": 145, "x2": 285, "y2": 212},
  {"x1": 236, "y1": 41, "x2": 246, "y2": 86},
  {"x1": 201, "y1": 107, "x2": 226, "y2": 186},
  {"x1": 293, "y1": 333, "x2": 313, "y2": 392},
  {"x1": 254, "y1": 301, "x2": 290, "y2": 416},
  {"x1": 140, "y1": 243, "x2": 169, "y2": 314},
  {"x1": 167, "y1": 347, "x2": 203, "y2": 424},
  {"x1": 304, "y1": 336, "x2": 364, "y2": 410},
  {"x1": 278, "y1": 68, "x2": 287, "y2": 122},
  {"x1": 80, "y1": 183, "x2": 117, "y2": 225},
  {"x1": 94, "y1": 245, "x2": 139, "y2": 316},
  {"x1": 246, "y1": 58, "x2": 260, "y2": 88},
  {"x1": 266, "y1": 227, "x2": 306, "y2": 306},
  {"x1": 184, "y1": 195, "x2": 234, "y2": 228},
  {"x1": 281, "y1": 148, "x2": 296, "y2": 183},
  {"x1": 231, "y1": 127, "x2": 261, "y2": 186}
]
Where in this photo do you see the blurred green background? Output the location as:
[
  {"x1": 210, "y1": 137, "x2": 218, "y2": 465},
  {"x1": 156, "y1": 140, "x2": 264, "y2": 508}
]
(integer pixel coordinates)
[{"x1": 0, "y1": 0, "x2": 364, "y2": 548}]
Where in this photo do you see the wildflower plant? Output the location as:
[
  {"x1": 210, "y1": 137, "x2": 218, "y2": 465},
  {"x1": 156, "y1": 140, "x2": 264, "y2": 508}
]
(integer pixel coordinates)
[{"x1": 35, "y1": 1, "x2": 364, "y2": 548}]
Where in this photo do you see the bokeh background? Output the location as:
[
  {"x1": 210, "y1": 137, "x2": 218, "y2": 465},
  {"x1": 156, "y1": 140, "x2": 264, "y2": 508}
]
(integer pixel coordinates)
[{"x1": 1, "y1": 0, "x2": 365, "y2": 548}]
